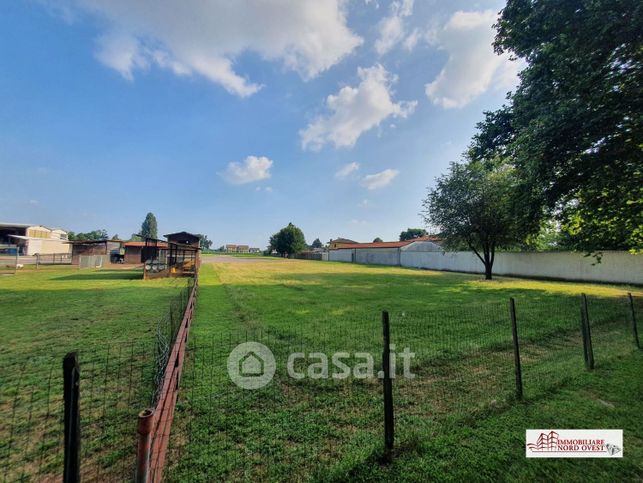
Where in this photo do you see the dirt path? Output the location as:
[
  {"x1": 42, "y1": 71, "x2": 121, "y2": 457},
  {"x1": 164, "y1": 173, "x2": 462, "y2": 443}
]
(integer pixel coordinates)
[{"x1": 202, "y1": 255, "x2": 285, "y2": 264}]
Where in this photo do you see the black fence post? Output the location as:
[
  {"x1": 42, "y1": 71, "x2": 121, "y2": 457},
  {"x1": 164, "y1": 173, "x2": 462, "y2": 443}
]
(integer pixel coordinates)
[
  {"x1": 579, "y1": 297, "x2": 590, "y2": 368},
  {"x1": 63, "y1": 352, "x2": 81, "y2": 483},
  {"x1": 628, "y1": 293, "x2": 640, "y2": 349},
  {"x1": 581, "y1": 294, "x2": 594, "y2": 370},
  {"x1": 509, "y1": 298, "x2": 523, "y2": 400},
  {"x1": 382, "y1": 311, "x2": 394, "y2": 461}
]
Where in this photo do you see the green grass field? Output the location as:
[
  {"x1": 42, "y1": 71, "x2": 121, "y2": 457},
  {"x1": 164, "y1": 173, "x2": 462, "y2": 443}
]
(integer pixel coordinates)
[
  {"x1": 167, "y1": 259, "x2": 642, "y2": 482},
  {"x1": 0, "y1": 267, "x2": 188, "y2": 480},
  {"x1": 1, "y1": 261, "x2": 641, "y2": 481}
]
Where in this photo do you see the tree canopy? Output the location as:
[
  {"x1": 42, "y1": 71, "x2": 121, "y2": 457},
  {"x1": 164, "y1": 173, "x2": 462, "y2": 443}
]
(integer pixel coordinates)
[
  {"x1": 196, "y1": 234, "x2": 213, "y2": 250},
  {"x1": 311, "y1": 238, "x2": 323, "y2": 249},
  {"x1": 140, "y1": 212, "x2": 158, "y2": 240},
  {"x1": 373, "y1": 237, "x2": 383, "y2": 243},
  {"x1": 269, "y1": 223, "x2": 307, "y2": 257},
  {"x1": 399, "y1": 228, "x2": 427, "y2": 241},
  {"x1": 67, "y1": 229, "x2": 108, "y2": 241},
  {"x1": 423, "y1": 161, "x2": 525, "y2": 279},
  {"x1": 470, "y1": 0, "x2": 642, "y2": 252}
]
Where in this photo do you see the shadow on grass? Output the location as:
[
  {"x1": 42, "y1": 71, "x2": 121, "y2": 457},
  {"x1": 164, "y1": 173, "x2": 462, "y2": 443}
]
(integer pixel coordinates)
[{"x1": 53, "y1": 270, "x2": 143, "y2": 281}]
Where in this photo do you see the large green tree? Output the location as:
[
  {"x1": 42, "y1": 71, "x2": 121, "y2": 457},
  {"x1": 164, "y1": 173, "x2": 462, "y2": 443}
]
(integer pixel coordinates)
[
  {"x1": 269, "y1": 223, "x2": 307, "y2": 257},
  {"x1": 472, "y1": 0, "x2": 642, "y2": 252},
  {"x1": 140, "y1": 212, "x2": 158, "y2": 240},
  {"x1": 399, "y1": 228, "x2": 428, "y2": 241},
  {"x1": 311, "y1": 238, "x2": 323, "y2": 249},
  {"x1": 423, "y1": 161, "x2": 525, "y2": 279}
]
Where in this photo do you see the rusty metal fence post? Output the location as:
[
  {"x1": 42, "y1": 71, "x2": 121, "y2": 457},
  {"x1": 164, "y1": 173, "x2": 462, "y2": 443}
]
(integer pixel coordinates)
[
  {"x1": 136, "y1": 409, "x2": 155, "y2": 483},
  {"x1": 63, "y1": 352, "x2": 80, "y2": 483}
]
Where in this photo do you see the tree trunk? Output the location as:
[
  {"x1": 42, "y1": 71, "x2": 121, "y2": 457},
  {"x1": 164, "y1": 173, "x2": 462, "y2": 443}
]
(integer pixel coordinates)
[
  {"x1": 484, "y1": 262, "x2": 493, "y2": 280},
  {"x1": 483, "y1": 245, "x2": 493, "y2": 280}
]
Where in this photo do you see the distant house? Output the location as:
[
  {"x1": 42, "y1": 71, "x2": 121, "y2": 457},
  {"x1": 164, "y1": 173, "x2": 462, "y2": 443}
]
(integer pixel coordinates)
[
  {"x1": 225, "y1": 244, "x2": 254, "y2": 253},
  {"x1": 328, "y1": 238, "x2": 358, "y2": 249},
  {"x1": 0, "y1": 223, "x2": 71, "y2": 255}
]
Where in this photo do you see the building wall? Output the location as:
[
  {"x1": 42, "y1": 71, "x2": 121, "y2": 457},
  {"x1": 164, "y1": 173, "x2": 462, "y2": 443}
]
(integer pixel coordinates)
[
  {"x1": 355, "y1": 248, "x2": 401, "y2": 265},
  {"x1": 28, "y1": 239, "x2": 71, "y2": 255},
  {"x1": 329, "y1": 249, "x2": 354, "y2": 262},
  {"x1": 26, "y1": 226, "x2": 52, "y2": 239},
  {"x1": 329, "y1": 248, "x2": 401, "y2": 265},
  {"x1": 71, "y1": 243, "x2": 108, "y2": 264},
  {"x1": 124, "y1": 246, "x2": 142, "y2": 264},
  {"x1": 400, "y1": 250, "x2": 642, "y2": 285},
  {"x1": 331, "y1": 248, "x2": 642, "y2": 285}
]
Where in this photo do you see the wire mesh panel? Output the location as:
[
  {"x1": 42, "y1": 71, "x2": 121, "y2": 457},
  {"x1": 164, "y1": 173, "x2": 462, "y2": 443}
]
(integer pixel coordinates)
[
  {"x1": 164, "y1": 292, "x2": 641, "y2": 480},
  {"x1": 515, "y1": 294, "x2": 640, "y2": 400},
  {"x1": 587, "y1": 295, "x2": 639, "y2": 364},
  {"x1": 0, "y1": 344, "x2": 156, "y2": 482},
  {"x1": 165, "y1": 320, "x2": 385, "y2": 482},
  {"x1": 78, "y1": 255, "x2": 105, "y2": 269},
  {"x1": 391, "y1": 301, "x2": 515, "y2": 442},
  {"x1": 0, "y1": 277, "x2": 195, "y2": 482}
]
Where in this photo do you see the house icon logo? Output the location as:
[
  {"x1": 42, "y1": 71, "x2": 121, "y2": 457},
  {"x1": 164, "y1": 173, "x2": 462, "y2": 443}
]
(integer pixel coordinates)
[
  {"x1": 240, "y1": 351, "x2": 264, "y2": 376},
  {"x1": 227, "y1": 342, "x2": 276, "y2": 389}
]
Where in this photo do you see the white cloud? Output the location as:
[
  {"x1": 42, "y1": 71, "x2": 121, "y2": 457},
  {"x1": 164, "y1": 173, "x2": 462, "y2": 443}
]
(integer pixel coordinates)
[
  {"x1": 403, "y1": 28, "x2": 421, "y2": 51},
  {"x1": 52, "y1": 0, "x2": 362, "y2": 97},
  {"x1": 360, "y1": 168, "x2": 399, "y2": 190},
  {"x1": 335, "y1": 162, "x2": 360, "y2": 178},
  {"x1": 220, "y1": 156, "x2": 273, "y2": 184},
  {"x1": 425, "y1": 10, "x2": 521, "y2": 109},
  {"x1": 300, "y1": 64, "x2": 416, "y2": 150},
  {"x1": 374, "y1": 0, "x2": 414, "y2": 55}
]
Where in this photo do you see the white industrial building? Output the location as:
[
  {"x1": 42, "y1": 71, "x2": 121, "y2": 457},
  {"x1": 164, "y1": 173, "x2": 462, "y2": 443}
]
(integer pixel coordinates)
[{"x1": 0, "y1": 223, "x2": 71, "y2": 256}]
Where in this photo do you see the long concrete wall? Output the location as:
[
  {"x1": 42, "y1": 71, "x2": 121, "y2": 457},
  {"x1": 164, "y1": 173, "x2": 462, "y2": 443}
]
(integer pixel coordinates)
[
  {"x1": 355, "y1": 248, "x2": 401, "y2": 266},
  {"x1": 330, "y1": 248, "x2": 642, "y2": 285}
]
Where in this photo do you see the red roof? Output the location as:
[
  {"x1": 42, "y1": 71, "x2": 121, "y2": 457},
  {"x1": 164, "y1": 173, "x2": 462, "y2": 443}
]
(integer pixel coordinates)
[
  {"x1": 331, "y1": 236, "x2": 440, "y2": 250},
  {"x1": 123, "y1": 241, "x2": 169, "y2": 248}
]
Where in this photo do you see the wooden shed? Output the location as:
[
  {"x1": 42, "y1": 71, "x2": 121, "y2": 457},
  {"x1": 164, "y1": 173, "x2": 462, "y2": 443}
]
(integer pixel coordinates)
[
  {"x1": 69, "y1": 240, "x2": 122, "y2": 264},
  {"x1": 165, "y1": 232, "x2": 200, "y2": 248}
]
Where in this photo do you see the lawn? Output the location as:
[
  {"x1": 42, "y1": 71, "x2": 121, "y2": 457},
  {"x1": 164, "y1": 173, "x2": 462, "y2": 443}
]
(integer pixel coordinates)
[
  {"x1": 167, "y1": 259, "x2": 642, "y2": 481},
  {"x1": 0, "y1": 267, "x2": 188, "y2": 481}
]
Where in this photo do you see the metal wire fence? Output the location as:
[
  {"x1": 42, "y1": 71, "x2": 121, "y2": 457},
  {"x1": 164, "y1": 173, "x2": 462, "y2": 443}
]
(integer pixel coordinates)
[
  {"x1": 164, "y1": 293, "x2": 640, "y2": 481},
  {"x1": 0, "y1": 278, "x2": 196, "y2": 482},
  {"x1": 1, "y1": 290, "x2": 639, "y2": 481}
]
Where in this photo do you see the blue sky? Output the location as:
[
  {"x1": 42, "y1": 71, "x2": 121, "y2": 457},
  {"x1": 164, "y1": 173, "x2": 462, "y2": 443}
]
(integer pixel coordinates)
[{"x1": 0, "y1": 0, "x2": 518, "y2": 248}]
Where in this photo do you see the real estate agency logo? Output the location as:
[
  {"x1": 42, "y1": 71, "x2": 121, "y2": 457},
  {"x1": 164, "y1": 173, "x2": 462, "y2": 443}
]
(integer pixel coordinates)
[{"x1": 526, "y1": 430, "x2": 622, "y2": 458}]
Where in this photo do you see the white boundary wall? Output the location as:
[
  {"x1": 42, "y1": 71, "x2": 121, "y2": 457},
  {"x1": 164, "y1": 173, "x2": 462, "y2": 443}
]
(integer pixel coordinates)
[{"x1": 330, "y1": 248, "x2": 642, "y2": 285}]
